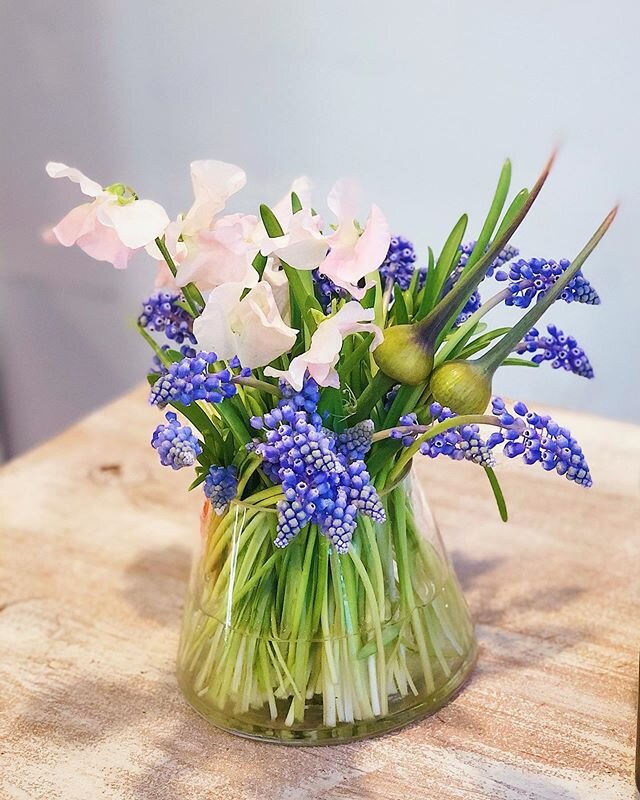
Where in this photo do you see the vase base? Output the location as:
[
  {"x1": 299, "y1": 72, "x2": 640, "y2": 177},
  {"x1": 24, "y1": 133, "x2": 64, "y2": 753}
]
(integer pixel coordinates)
[{"x1": 178, "y1": 641, "x2": 477, "y2": 746}]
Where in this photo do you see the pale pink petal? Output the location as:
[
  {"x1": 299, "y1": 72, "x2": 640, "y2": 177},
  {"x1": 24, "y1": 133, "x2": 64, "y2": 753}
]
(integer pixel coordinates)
[
  {"x1": 46, "y1": 162, "x2": 103, "y2": 197},
  {"x1": 262, "y1": 259, "x2": 291, "y2": 322},
  {"x1": 327, "y1": 178, "x2": 359, "y2": 222},
  {"x1": 182, "y1": 160, "x2": 247, "y2": 236},
  {"x1": 261, "y1": 209, "x2": 328, "y2": 269},
  {"x1": 234, "y1": 283, "x2": 298, "y2": 368},
  {"x1": 194, "y1": 281, "x2": 297, "y2": 368},
  {"x1": 354, "y1": 204, "x2": 391, "y2": 274},
  {"x1": 176, "y1": 217, "x2": 259, "y2": 292},
  {"x1": 51, "y1": 202, "x2": 99, "y2": 246},
  {"x1": 265, "y1": 302, "x2": 382, "y2": 390},
  {"x1": 193, "y1": 283, "x2": 245, "y2": 359},
  {"x1": 76, "y1": 224, "x2": 133, "y2": 269}
]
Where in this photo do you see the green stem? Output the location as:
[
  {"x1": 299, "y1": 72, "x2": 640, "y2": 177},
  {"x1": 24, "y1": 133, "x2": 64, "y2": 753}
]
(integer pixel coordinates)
[{"x1": 154, "y1": 236, "x2": 203, "y2": 317}]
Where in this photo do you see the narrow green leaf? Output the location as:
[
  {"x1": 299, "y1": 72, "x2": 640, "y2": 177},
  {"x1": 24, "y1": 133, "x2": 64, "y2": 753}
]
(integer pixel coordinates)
[
  {"x1": 392, "y1": 285, "x2": 409, "y2": 325},
  {"x1": 259, "y1": 204, "x2": 284, "y2": 237},
  {"x1": 429, "y1": 213, "x2": 468, "y2": 311},
  {"x1": 463, "y1": 159, "x2": 512, "y2": 274},
  {"x1": 291, "y1": 192, "x2": 303, "y2": 214}
]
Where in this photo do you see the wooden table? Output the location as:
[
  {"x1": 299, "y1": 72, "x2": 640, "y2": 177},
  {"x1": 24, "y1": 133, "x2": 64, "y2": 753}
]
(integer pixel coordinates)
[{"x1": 1, "y1": 387, "x2": 639, "y2": 800}]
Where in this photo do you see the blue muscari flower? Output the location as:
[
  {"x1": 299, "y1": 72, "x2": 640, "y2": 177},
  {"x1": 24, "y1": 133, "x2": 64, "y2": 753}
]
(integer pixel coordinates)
[
  {"x1": 151, "y1": 411, "x2": 202, "y2": 470},
  {"x1": 457, "y1": 240, "x2": 520, "y2": 278},
  {"x1": 204, "y1": 465, "x2": 238, "y2": 514},
  {"x1": 379, "y1": 235, "x2": 418, "y2": 290},
  {"x1": 393, "y1": 404, "x2": 495, "y2": 467},
  {"x1": 334, "y1": 420, "x2": 375, "y2": 460},
  {"x1": 139, "y1": 292, "x2": 197, "y2": 346},
  {"x1": 312, "y1": 270, "x2": 349, "y2": 312},
  {"x1": 149, "y1": 351, "x2": 248, "y2": 408},
  {"x1": 488, "y1": 397, "x2": 592, "y2": 487},
  {"x1": 251, "y1": 378, "x2": 385, "y2": 553},
  {"x1": 516, "y1": 324, "x2": 594, "y2": 379},
  {"x1": 150, "y1": 343, "x2": 197, "y2": 375},
  {"x1": 495, "y1": 257, "x2": 601, "y2": 308}
]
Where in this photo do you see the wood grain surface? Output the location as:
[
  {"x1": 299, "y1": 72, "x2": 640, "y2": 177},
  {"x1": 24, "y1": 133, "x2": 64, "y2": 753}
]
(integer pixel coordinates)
[{"x1": 1, "y1": 387, "x2": 639, "y2": 800}]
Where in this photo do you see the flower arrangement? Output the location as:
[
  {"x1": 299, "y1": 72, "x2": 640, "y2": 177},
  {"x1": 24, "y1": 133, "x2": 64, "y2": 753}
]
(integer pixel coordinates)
[{"x1": 46, "y1": 155, "x2": 615, "y2": 742}]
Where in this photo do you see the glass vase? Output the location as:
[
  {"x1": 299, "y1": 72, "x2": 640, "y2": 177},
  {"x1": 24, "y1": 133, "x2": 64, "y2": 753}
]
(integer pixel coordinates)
[{"x1": 176, "y1": 469, "x2": 476, "y2": 744}]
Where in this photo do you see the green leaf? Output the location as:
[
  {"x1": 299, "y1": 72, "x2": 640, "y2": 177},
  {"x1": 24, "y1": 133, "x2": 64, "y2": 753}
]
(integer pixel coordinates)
[
  {"x1": 317, "y1": 387, "x2": 346, "y2": 433},
  {"x1": 419, "y1": 215, "x2": 468, "y2": 317},
  {"x1": 484, "y1": 467, "x2": 508, "y2": 522},
  {"x1": 392, "y1": 285, "x2": 409, "y2": 325},
  {"x1": 259, "y1": 204, "x2": 284, "y2": 237},
  {"x1": 462, "y1": 159, "x2": 512, "y2": 275},
  {"x1": 188, "y1": 471, "x2": 208, "y2": 491},
  {"x1": 146, "y1": 372, "x2": 160, "y2": 386},
  {"x1": 291, "y1": 192, "x2": 303, "y2": 214}
]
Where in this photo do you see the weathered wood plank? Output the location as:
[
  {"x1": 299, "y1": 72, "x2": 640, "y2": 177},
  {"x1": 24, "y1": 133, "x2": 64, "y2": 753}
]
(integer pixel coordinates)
[{"x1": 1, "y1": 387, "x2": 638, "y2": 800}]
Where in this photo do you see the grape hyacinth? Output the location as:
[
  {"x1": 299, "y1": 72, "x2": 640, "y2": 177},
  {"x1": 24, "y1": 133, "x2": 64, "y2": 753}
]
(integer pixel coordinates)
[
  {"x1": 495, "y1": 257, "x2": 601, "y2": 308},
  {"x1": 250, "y1": 378, "x2": 385, "y2": 553},
  {"x1": 487, "y1": 398, "x2": 592, "y2": 486},
  {"x1": 457, "y1": 240, "x2": 520, "y2": 278},
  {"x1": 516, "y1": 324, "x2": 594, "y2": 378},
  {"x1": 149, "y1": 351, "x2": 249, "y2": 408},
  {"x1": 204, "y1": 465, "x2": 238, "y2": 514},
  {"x1": 393, "y1": 404, "x2": 495, "y2": 467},
  {"x1": 379, "y1": 235, "x2": 418, "y2": 290},
  {"x1": 150, "y1": 343, "x2": 197, "y2": 375},
  {"x1": 151, "y1": 411, "x2": 202, "y2": 469},
  {"x1": 334, "y1": 419, "x2": 375, "y2": 460},
  {"x1": 312, "y1": 269, "x2": 348, "y2": 311},
  {"x1": 139, "y1": 292, "x2": 197, "y2": 346}
]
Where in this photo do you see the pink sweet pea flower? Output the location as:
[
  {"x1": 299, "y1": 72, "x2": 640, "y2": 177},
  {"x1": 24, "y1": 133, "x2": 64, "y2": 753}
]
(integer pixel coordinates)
[
  {"x1": 148, "y1": 160, "x2": 259, "y2": 292},
  {"x1": 176, "y1": 212, "x2": 260, "y2": 292},
  {"x1": 315, "y1": 179, "x2": 391, "y2": 298},
  {"x1": 46, "y1": 162, "x2": 170, "y2": 269},
  {"x1": 193, "y1": 281, "x2": 298, "y2": 369},
  {"x1": 256, "y1": 177, "x2": 329, "y2": 270},
  {"x1": 265, "y1": 301, "x2": 383, "y2": 390}
]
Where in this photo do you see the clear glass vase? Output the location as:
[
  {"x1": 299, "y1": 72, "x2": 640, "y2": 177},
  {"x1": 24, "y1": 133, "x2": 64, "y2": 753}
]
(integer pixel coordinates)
[{"x1": 177, "y1": 469, "x2": 476, "y2": 744}]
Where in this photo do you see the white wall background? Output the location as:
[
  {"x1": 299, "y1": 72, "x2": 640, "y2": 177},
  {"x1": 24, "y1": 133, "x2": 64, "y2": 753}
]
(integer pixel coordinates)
[{"x1": 1, "y1": 1, "x2": 638, "y2": 457}]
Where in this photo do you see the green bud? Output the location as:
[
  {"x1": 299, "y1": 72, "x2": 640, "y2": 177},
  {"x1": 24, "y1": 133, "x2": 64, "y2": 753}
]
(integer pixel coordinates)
[
  {"x1": 429, "y1": 360, "x2": 491, "y2": 415},
  {"x1": 373, "y1": 325, "x2": 434, "y2": 386}
]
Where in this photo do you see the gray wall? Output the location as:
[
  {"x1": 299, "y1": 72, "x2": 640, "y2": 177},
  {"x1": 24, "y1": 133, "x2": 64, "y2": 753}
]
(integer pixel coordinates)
[{"x1": 2, "y1": 1, "x2": 638, "y2": 457}]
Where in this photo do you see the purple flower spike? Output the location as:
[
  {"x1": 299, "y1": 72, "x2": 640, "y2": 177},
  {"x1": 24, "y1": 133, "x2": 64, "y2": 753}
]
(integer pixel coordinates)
[
  {"x1": 489, "y1": 397, "x2": 592, "y2": 487},
  {"x1": 149, "y1": 351, "x2": 244, "y2": 408},
  {"x1": 204, "y1": 465, "x2": 238, "y2": 514},
  {"x1": 516, "y1": 324, "x2": 594, "y2": 378},
  {"x1": 151, "y1": 411, "x2": 202, "y2": 470}
]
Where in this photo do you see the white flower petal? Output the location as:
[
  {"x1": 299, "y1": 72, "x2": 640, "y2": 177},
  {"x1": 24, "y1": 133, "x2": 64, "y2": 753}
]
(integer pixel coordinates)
[
  {"x1": 99, "y1": 199, "x2": 170, "y2": 249},
  {"x1": 182, "y1": 160, "x2": 247, "y2": 236},
  {"x1": 46, "y1": 162, "x2": 103, "y2": 197},
  {"x1": 194, "y1": 281, "x2": 298, "y2": 368}
]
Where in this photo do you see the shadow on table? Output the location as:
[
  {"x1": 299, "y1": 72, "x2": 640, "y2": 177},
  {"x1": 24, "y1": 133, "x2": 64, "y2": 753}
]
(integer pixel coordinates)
[{"x1": 122, "y1": 544, "x2": 191, "y2": 625}]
